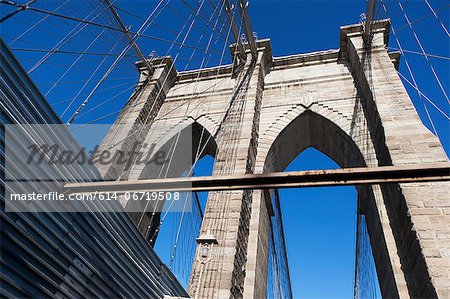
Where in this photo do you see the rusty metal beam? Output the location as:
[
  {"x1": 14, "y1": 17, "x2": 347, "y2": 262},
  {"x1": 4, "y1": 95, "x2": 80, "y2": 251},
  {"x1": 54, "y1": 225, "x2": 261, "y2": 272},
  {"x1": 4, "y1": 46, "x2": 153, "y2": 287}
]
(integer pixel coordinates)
[{"x1": 64, "y1": 163, "x2": 450, "y2": 194}]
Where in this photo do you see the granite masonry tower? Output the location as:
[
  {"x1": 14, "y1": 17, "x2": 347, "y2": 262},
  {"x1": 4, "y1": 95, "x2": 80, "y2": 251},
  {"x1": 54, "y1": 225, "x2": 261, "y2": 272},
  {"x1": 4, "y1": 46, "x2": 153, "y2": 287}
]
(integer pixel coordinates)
[{"x1": 98, "y1": 21, "x2": 450, "y2": 298}]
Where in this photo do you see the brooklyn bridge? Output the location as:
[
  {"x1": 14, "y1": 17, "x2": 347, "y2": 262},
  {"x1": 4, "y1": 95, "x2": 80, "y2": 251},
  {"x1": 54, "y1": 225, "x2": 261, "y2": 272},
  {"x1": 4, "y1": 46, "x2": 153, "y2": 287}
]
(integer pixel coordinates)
[{"x1": 1, "y1": 0, "x2": 449, "y2": 298}]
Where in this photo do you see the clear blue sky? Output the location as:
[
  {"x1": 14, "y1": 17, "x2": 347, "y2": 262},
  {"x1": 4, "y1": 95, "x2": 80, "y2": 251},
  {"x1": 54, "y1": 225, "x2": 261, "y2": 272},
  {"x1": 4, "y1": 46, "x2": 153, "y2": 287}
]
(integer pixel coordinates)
[
  {"x1": 279, "y1": 148, "x2": 359, "y2": 298},
  {"x1": 2, "y1": 0, "x2": 448, "y2": 297}
]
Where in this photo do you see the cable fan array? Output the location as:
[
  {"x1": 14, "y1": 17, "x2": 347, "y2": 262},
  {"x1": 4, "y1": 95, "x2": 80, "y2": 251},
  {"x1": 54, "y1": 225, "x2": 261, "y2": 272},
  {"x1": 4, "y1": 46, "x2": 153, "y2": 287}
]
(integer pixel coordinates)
[{"x1": 1, "y1": 0, "x2": 448, "y2": 295}]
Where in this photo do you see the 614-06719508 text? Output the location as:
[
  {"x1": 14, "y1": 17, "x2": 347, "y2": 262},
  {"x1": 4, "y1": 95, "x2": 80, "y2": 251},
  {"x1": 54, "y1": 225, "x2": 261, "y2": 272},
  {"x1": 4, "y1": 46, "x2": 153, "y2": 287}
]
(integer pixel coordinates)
[{"x1": 9, "y1": 191, "x2": 181, "y2": 202}]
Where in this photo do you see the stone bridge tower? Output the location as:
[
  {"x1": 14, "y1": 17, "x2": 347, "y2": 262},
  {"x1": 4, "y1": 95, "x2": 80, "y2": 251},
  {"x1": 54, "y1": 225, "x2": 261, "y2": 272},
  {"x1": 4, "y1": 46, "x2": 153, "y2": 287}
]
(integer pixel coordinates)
[{"x1": 99, "y1": 20, "x2": 450, "y2": 298}]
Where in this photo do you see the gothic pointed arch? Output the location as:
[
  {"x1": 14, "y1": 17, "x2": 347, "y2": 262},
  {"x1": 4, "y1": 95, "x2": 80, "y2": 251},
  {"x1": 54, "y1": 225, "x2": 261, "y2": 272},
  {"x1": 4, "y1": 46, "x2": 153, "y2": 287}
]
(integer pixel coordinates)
[
  {"x1": 127, "y1": 119, "x2": 217, "y2": 180},
  {"x1": 263, "y1": 109, "x2": 367, "y2": 173},
  {"x1": 124, "y1": 120, "x2": 217, "y2": 245},
  {"x1": 257, "y1": 109, "x2": 401, "y2": 298}
]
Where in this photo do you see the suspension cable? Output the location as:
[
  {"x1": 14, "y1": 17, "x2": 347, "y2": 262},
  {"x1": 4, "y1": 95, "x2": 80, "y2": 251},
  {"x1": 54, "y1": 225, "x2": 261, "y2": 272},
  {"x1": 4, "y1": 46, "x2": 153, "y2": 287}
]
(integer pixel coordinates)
[
  {"x1": 27, "y1": 0, "x2": 115, "y2": 74},
  {"x1": 423, "y1": 0, "x2": 449, "y2": 37},
  {"x1": 388, "y1": 47, "x2": 450, "y2": 61},
  {"x1": 382, "y1": 0, "x2": 444, "y2": 140},
  {"x1": 0, "y1": 0, "x2": 37, "y2": 22},
  {"x1": 396, "y1": 0, "x2": 449, "y2": 105}
]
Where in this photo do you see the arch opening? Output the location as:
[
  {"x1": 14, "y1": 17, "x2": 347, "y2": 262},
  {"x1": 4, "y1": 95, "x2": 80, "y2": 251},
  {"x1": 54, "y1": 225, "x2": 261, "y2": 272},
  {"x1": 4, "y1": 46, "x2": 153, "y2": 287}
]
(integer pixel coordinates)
[
  {"x1": 263, "y1": 110, "x2": 366, "y2": 173},
  {"x1": 263, "y1": 110, "x2": 383, "y2": 298},
  {"x1": 154, "y1": 154, "x2": 215, "y2": 289},
  {"x1": 138, "y1": 121, "x2": 217, "y2": 180},
  {"x1": 126, "y1": 122, "x2": 217, "y2": 289}
]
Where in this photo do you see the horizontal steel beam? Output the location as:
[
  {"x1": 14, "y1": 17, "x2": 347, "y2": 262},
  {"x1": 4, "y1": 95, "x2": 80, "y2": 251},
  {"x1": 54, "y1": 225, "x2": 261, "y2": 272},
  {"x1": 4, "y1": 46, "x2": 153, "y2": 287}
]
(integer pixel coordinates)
[{"x1": 64, "y1": 163, "x2": 450, "y2": 194}]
